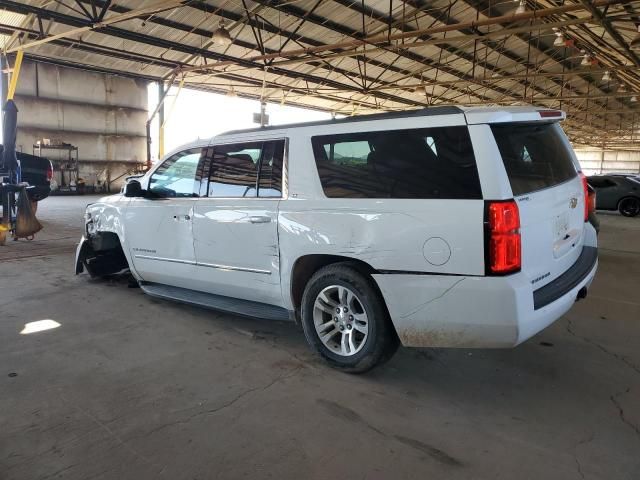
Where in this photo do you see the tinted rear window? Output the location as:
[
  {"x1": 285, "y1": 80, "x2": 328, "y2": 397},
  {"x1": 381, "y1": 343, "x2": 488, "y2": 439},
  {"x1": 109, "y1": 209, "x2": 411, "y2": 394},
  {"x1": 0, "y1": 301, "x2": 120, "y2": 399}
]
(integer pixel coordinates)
[
  {"x1": 311, "y1": 126, "x2": 481, "y2": 199},
  {"x1": 491, "y1": 122, "x2": 577, "y2": 195}
]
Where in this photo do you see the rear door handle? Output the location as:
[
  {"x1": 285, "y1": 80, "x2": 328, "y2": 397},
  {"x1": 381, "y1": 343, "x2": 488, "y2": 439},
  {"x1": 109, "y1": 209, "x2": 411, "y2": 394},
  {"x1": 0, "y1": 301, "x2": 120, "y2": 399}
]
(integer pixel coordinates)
[{"x1": 250, "y1": 215, "x2": 271, "y2": 224}]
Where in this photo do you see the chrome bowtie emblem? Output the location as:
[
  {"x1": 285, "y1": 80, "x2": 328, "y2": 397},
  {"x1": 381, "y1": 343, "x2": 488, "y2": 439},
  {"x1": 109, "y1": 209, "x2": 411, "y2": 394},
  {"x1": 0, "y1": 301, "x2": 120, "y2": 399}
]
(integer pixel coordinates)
[{"x1": 569, "y1": 197, "x2": 578, "y2": 209}]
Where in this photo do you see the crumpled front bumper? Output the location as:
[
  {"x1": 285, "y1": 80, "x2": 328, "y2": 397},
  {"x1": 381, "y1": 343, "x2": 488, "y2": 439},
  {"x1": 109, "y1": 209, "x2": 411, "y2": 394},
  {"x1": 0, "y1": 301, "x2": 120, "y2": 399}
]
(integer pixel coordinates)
[{"x1": 74, "y1": 236, "x2": 91, "y2": 274}]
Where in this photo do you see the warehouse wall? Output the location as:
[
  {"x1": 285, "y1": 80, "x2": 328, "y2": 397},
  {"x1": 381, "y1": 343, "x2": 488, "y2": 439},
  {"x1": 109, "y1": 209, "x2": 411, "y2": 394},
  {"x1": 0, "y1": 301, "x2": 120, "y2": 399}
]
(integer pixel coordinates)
[
  {"x1": 575, "y1": 149, "x2": 640, "y2": 176},
  {"x1": 13, "y1": 61, "x2": 148, "y2": 191}
]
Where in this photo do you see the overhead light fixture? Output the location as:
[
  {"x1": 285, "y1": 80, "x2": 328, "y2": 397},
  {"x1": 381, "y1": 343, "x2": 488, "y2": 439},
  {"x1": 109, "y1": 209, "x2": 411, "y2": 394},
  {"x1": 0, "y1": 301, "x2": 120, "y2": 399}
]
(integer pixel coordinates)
[
  {"x1": 602, "y1": 70, "x2": 611, "y2": 82},
  {"x1": 552, "y1": 28, "x2": 567, "y2": 47},
  {"x1": 212, "y1": 20, "x2": 233, "y2": 46},
  {"x1": 618, "y1": 83, "x2": 627, "y2": 93},
  {"x1": 630, "y1": 24, "x2": 640, "y2": 51},
  {"x1": 580, "y1": 51, "x2": 592, "y2": 66},
  {"x1": 515, "y1": 0, "x2": 527, "y2": 14},
  {"x1": 631, "y1": 96, "x2": 637, "y2": 103}
]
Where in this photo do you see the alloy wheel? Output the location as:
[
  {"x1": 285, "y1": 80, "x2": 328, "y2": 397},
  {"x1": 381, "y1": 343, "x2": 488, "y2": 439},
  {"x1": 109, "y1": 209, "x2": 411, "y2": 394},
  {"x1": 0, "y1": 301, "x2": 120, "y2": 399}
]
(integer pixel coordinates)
[
  {"x1": 313, "y1": 285, "x2": 369, "y2": 356},
  {"x1": 620, "y1": 198, "x2": 640, "y2": 217}
]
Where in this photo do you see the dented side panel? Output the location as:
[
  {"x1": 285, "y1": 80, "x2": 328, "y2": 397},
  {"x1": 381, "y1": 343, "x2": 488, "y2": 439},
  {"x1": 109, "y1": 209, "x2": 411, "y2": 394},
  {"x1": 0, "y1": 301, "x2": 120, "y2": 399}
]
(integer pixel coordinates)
[{"x1": 277, "y1": 198, "x2": 486, "y2": 312}]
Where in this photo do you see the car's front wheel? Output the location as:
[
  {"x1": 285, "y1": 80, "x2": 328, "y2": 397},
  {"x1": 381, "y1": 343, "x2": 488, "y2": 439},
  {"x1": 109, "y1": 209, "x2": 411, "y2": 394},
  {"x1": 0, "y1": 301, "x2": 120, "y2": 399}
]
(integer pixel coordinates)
[
  {"x1": 301, "y1": 263, "x2": 398, "y2": 373},
  {"x1": 619, "y1": 197, "x2": 640, "y2": 217}
]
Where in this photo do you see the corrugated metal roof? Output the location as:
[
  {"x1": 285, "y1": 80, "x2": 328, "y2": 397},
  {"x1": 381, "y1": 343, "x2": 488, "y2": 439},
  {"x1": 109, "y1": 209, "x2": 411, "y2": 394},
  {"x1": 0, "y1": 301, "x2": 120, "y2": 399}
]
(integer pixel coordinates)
[{"x1": 0, "y1": 0, "x2": 639, "y2": 149}]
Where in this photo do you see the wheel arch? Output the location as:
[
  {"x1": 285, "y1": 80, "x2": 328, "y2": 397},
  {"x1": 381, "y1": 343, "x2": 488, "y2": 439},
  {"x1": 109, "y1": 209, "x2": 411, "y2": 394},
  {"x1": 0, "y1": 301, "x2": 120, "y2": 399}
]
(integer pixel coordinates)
[
  {"x1": 289, "y1": 254, "x2": 379, "y2": 318},
  {"x1": 78, "y1": 230, "x2": 130, "y2": 277},
  {"x1": 83, "y1": 200, "x2": 140, "y2": 277},
  {"x1": 617, "y1": 195, "x2": 640, "y2": 207},
  {"x1": 617, "y1": 195, "x2": 640, "y2": 215}
]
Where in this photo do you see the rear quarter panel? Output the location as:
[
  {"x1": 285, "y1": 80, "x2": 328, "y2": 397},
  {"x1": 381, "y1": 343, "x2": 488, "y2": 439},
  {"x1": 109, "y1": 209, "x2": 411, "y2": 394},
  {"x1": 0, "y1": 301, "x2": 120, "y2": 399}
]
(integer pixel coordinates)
[
  {"x1": 278, "y1": 122, "x2": 485, "y2": 310},
  {"x1": 278, "y1": 199, "x2": 485, "y2": 286}
]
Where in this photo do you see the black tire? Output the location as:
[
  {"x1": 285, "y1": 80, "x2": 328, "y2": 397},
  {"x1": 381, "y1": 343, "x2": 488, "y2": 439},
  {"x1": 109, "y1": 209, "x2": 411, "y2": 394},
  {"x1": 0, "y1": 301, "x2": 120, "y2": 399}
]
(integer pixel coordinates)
[
  {"x1": 618, "y1": 197, "x2": 640, "y2": 217},
  {"x1": 300, "y1": 263, "x2": 398, "y2": 373}
]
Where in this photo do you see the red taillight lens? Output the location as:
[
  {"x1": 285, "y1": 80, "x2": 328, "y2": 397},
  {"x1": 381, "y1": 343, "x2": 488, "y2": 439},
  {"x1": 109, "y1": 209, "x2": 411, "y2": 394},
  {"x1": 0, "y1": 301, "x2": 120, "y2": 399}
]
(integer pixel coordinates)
[
  {"x1": 46, "y1": 161, "x2": 53, "y2": 182},
  {"x1": 587, "y1": 186, "x2": 596, "y2": 215},
  {"x1": 579, "y1": 172, "x2": 588, "y2": 221},
  {"x1": 486, "y1": 200, "x2": 521, "y2": 275}
]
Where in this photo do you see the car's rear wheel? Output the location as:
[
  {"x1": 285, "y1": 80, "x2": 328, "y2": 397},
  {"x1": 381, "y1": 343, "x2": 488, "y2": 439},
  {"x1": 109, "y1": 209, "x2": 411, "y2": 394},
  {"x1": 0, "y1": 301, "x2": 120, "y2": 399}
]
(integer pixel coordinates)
[
  {"x1": 300, "y1": 263, "x2": 398, "y2": 373},
  {"x1": 618, "y1": 197, "x2": 640, "y2": 217}
]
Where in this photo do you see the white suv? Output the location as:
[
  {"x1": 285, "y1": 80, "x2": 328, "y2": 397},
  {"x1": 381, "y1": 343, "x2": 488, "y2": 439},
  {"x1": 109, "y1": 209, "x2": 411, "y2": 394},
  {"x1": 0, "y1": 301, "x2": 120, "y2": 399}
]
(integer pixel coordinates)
[{"x1": 76, "y1": 106, "x2": 598, "y2": 372}]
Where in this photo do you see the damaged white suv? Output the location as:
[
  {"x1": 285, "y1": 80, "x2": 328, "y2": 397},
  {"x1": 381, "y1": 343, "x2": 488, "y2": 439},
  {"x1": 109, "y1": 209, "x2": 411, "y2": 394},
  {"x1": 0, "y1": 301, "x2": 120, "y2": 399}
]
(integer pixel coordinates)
[{"x1": 76, "y1": 107, "x2": 598, "y2": 372}]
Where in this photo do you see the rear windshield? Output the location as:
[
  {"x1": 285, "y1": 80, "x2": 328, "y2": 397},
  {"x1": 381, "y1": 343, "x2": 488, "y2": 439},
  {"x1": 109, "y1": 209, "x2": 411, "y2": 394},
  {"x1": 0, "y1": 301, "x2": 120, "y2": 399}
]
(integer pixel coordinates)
[
  {"x1": 491, "y1": 122, "x2": 577, "y2": 195},
  {"x1": 311, "y1": 126, "x2": 482, "y2": 199}
]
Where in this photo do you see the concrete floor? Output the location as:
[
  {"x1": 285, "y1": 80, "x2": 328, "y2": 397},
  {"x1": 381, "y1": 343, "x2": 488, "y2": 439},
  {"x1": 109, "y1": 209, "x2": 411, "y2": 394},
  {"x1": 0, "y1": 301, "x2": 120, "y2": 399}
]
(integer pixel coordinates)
[{"x1": 1, "y1": 195, "x2": 639, "y2": 480}]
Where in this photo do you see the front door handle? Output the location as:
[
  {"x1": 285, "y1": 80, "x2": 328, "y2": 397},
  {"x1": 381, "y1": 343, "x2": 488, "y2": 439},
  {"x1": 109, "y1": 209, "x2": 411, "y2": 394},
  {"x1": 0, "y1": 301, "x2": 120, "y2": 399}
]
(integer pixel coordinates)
[{"x1": 250, "y1": 215, "x2": 271, "y2": 224}]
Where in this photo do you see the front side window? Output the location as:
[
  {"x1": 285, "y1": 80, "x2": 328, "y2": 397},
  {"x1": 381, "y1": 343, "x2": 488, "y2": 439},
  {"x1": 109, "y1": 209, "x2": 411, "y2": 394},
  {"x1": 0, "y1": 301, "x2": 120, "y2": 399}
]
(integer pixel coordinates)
[
  {"x1": 149, "y1": 148, "x2": 202, "y2": 197},
  {"x1": 311, "y1": 126, "x2": 481, "y2": 199},
  {"x1": 207, "y1": 140, "x2": 285, "y2": 198},
  {"x1": 258, "y1": 140, "x2": 285, "y2": 197},
  {"x1": 209, "y1": 143, "x2": 262, "y2": 198}
]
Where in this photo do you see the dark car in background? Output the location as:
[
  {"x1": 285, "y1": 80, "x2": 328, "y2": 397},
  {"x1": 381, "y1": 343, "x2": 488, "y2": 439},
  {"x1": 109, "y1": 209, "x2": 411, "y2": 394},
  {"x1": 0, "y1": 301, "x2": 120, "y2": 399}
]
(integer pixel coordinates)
[
  {"x1": 587, "y1": 174, "x2": 640, "y2": 217},
  {"x1": 0, "y1": 146, "x2": 53, "y2": 204}
]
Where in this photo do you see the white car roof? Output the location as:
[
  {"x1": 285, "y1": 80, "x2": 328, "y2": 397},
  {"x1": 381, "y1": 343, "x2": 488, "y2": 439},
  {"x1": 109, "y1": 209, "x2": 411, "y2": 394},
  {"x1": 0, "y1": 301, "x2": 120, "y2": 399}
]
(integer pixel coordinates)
[{"x1": 175, "y1": 105, "x2": 566, "y2": 151}]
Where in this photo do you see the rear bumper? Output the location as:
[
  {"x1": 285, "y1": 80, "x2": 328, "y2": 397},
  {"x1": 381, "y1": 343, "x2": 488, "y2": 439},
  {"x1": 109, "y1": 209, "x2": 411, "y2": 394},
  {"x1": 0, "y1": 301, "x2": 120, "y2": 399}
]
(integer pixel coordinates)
[
  {"x1": 373, "y1": 245, "x2": 598, "y2": 349},
  {"x1": 27, "y1": 185, "x2": 51, "y2": 202},
  {"x1": 533, "y1": 246, "x2": 597, "y2": 310}
]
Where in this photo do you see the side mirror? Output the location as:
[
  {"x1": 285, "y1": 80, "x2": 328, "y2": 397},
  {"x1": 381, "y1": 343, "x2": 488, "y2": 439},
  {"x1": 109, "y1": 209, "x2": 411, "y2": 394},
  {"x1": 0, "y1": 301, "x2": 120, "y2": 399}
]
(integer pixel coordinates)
[{"x1": 124, "y1": 180, "x2": 144, "y2": 197}]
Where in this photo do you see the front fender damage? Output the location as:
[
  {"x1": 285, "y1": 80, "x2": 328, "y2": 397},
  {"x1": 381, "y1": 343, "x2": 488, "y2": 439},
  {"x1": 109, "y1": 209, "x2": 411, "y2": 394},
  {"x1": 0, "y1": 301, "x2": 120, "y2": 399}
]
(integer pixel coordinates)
[{"x1": 75, "y1": 232, "x2": 129, "y2": 278}]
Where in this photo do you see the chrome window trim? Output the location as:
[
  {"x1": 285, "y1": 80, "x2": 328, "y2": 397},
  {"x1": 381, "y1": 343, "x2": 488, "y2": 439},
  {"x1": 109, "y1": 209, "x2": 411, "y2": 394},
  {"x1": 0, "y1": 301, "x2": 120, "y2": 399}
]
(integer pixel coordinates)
[
  {"x1": 134, "y1": 255, "x2": 271, "y2": 275},
  {"x1": 197, "y1": 261, "x2": 271, "y2": 275},
  {"x1": 134, "y1": 255, "x2": 195, "y2": 265}
]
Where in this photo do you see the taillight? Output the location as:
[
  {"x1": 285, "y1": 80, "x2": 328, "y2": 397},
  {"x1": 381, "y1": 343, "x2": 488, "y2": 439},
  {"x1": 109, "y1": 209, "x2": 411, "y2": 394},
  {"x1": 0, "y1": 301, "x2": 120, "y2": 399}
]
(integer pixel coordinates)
[
  {"x1": 46, "y1": 161, "x2": 53, "y2": 182},
  {"x1": 579, "y1": 172, "x2": 588, "y2": 221},
  {"x1": 587, "y1": 185, "x2": 596, "y2": 215},
  {"x1": 485, "y1": 200, "x2": 521, "y2": 275}
]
